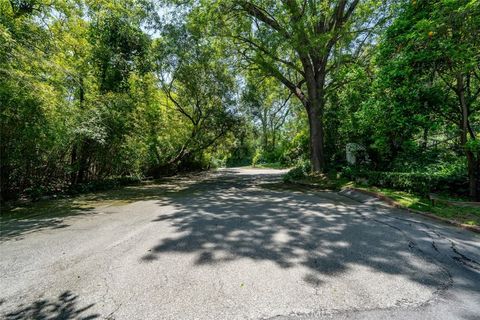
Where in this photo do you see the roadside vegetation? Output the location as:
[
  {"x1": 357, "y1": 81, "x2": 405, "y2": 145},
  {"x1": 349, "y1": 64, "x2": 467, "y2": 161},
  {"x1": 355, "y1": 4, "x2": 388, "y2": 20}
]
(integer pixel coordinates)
[
  {"x1": 358, "y1": 187, "x2": 480, "y2": 226},
  {"x1": 1, "y1": 0, "x2": 479, "y2": 226},
  {"x1": 283, "y1": 168, "x2": 480, "y2": 226}
]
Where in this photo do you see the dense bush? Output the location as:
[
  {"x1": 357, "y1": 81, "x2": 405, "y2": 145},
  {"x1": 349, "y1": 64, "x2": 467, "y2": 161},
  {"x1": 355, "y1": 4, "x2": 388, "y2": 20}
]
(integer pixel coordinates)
[
  {"x1": 283, "y1": 160, "x2": 311, "y2": 182},
  {"x1": 251, "y1": 147, "x2": 287, "y2": 167},
  {"x1": 341, "y1": 166, "x2": 468, "y2": 196}
]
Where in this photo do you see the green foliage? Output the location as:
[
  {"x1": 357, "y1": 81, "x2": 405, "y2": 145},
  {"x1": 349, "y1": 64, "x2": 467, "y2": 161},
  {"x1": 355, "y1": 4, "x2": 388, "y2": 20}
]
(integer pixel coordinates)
[
  {"x1": 224, "y1": 128, "x2": 256, "y2": 167},
  {"x1": 0, "y1": 0, "x2": 240, "y2": 201},
  {"x1": 251, "y1": 148, "x2": 263, "y2": 167},
  {"x1": 281, "y1": 126, "x2": 309, "y2": 165},
  {"x1": 466, "y1": 140, "x2": 480, "y2": 153},
  {"x1": 283, "y1": 160, "x2": 310, "y2": 182},
  {"x1": 341, "y1": 166, "x2": 468, "y2": 196},
  {"x1": 1, "y1": 0, "x2": 478, "y2": 203},
  {"x1": 368, "y1": 0, "x2": 480, "y2": 198},
  {"x1": 152, "y1": 24, "x2": 241, "y2": 172}
]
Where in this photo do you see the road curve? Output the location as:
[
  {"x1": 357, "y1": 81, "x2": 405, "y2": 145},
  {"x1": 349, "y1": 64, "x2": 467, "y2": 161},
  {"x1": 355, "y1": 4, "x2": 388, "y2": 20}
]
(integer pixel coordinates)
[{"x1": 1, "y1": 168, "x2": 479, "y2": 319}]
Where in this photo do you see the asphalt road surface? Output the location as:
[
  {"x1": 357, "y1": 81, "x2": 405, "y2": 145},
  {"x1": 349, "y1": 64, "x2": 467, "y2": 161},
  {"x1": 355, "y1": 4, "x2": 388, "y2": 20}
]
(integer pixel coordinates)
[{"x1": 1, "y1": 168, "x2": 479, "y2": 320}]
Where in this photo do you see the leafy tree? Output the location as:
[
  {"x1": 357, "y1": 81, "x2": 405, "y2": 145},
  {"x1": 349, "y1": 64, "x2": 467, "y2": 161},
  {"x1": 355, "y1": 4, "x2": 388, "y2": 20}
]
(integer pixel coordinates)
[
  {"x1": 0, "y1": 0, "x2": 75, "y2": 199},
  {"x1": 1, "y1": 0, "x2": 478, "y2": 203},
  {"x1": 179, "y1": 0, "x2": 391, "y2": 172},
  {"x1": 153, "y1": 25, "x2": 240, "y2": 171},
  {"x1": 241, "y1": 75, "x2": 293, "y2": 156},
  {"x1": 377, "y1": 0, "x2": 480, "y2": 199}
]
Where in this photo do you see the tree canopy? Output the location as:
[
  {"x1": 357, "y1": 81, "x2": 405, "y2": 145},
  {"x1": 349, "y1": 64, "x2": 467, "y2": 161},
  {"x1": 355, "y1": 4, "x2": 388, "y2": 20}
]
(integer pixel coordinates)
[{"x1": 1, "y1": 0, "x2": 479, "y2": 201}]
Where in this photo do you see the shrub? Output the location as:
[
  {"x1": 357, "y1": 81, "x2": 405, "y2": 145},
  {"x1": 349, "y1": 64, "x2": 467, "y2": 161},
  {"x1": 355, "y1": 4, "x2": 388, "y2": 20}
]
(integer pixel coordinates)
[
  {"x1": 252, "y1": 148, "x2": 264, "y2": 167},
  {"x1": 341, "y1": 167, "x2": 468, "y2": 196},
  {"x1": 25, "y1": 185, "x2": 57, "y2": 200},
  {"x1": 283, "y1": 160, "x2": 311, "y2": 182}
]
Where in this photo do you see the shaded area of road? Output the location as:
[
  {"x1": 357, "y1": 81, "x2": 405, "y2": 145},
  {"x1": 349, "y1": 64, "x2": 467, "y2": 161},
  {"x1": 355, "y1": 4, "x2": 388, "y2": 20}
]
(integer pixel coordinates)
[
  {"x1": 2, "y1": 291, "x2": 98, "y2": 320},
  {"x1": 0, "y1": 174, "x2": 205, "y2": 241},
  {"x1": 1, "y1": 168, "x2": 479, "y2": 319}
]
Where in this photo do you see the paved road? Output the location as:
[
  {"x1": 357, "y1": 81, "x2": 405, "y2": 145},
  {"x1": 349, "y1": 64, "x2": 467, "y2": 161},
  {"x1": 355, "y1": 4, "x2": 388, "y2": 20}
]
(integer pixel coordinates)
[{"x1": 1, "y1": 168, "x2": 479, "y2": 320}]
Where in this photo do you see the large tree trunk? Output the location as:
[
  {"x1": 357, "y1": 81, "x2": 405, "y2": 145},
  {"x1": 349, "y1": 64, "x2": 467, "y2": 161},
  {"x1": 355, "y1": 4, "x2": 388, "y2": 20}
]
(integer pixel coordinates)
[
  {"x1": 303, "y1": 63, "x2": 326, "y2": 173},
  {"x1": 238, "y1": 0, "x2": 362, "y2": 174},
  {"x1": 457, "y1": 74, "x2": 479, "y2": 200},
  {"x1": 306, "y1": 100, "x2": 325, "y2": 173},
  {"x1": 307, "y1": 110, "x2": 325, "y2": 172}
]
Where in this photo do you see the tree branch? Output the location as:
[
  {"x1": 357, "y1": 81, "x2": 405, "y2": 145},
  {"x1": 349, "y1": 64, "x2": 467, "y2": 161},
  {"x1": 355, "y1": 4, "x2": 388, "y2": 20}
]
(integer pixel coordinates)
[
  {"x1": 238, "y1": 1, "x2": 290, "y2": 38},
  {"x1": 233, "y1": 35, "x2": 304, "y2": 75}
]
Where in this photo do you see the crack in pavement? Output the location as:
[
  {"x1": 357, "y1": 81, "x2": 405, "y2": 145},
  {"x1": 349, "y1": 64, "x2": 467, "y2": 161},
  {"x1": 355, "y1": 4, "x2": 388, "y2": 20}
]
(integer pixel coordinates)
[
  {"x1": 341, "y1": 191, "x2": 480, "y2": 271},
  {"x1": 351, "y1": 207, "x2": 454, "y2": 307}
]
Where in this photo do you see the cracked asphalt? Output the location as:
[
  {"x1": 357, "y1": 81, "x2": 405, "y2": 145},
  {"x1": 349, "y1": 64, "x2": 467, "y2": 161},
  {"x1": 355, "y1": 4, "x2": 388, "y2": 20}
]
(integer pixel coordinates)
[{"x1": 1, "y1": 168, "x2": 479, "y2": 320}]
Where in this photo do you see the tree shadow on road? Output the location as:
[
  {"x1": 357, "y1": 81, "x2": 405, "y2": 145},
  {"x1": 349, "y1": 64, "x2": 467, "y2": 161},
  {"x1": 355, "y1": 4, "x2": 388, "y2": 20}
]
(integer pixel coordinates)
[
  {"x1": 3, "y1": 291, "x2": 98, "y2": 320},
  {"x1": 0, "y1": 172, "x2": 214, "y2": 241},
  {"x1": 141, "y1": 171, "x2": 480, "y2": 296},
  {"x1": 0, "y1": 201, "x2": 97, "y2": 242}
]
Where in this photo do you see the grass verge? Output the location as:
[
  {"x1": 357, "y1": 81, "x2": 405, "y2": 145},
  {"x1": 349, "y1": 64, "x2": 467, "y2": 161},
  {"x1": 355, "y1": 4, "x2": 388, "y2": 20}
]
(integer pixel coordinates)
[{"x1": 355, "y1": 186, "x2": 479, "y2": 226}]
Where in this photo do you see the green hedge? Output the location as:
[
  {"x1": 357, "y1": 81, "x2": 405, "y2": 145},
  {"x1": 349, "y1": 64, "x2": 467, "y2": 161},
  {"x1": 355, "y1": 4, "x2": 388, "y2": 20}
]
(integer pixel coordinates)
[{"x1": 341, "y1": 167, "x2": 468, "y2": 195}]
